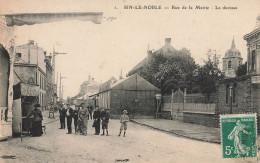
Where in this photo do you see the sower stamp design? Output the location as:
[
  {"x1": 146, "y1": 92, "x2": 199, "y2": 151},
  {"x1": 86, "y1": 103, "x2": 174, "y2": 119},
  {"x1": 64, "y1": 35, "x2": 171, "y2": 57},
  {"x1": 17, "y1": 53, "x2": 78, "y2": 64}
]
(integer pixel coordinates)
[{"x1": 220, "y1": 114, "x2": 257, "y2": 158}]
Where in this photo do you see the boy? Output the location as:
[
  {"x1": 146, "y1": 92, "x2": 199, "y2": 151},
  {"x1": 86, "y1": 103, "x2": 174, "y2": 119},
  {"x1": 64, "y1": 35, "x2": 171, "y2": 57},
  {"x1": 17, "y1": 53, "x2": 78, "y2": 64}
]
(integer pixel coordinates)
[
  {"x1": 101, "y1": 108, "x2": 110, "y2": 136},
  {"x1": 118, "y1": 110, "x2": 129, "y2": 137}
]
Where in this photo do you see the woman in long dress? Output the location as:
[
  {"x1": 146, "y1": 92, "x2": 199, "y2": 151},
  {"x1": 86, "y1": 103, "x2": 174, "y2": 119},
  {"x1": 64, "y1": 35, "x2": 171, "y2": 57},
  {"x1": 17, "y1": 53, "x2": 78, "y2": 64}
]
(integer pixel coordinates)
[
  {"x1": 27, "y1": 104, "x2": 43, "y2": 136},
  {"x1": 228, "y1": 120, "x2": 250, "y2": 157}
]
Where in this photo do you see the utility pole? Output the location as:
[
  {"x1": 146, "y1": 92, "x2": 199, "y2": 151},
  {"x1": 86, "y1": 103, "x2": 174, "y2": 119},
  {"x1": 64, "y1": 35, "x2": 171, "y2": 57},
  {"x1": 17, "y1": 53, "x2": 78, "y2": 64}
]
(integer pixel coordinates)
[
  {"x1": 59, "y1": 73, "x2": 67, "y2": 103},
  {"x1": 51, "y1": 46, "x2": 66, "y2": 104}
]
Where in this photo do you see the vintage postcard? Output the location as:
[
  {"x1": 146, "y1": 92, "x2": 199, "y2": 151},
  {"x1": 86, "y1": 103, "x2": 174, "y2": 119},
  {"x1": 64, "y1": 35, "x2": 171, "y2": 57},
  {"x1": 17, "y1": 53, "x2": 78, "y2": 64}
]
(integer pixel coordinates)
[{"x1": 0, "y1": 0, "x2": 260, "y2": 162}]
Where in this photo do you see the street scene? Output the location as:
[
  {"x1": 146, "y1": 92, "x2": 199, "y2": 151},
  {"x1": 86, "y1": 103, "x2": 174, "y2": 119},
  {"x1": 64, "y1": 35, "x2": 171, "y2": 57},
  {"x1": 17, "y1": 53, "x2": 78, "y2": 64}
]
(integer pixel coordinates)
[
  {"x1": 0, "y1": 111, "x2": 250, "y2": 163},
  {"x1": 0, "y1": 0, "x2": 260, "y2": 162}
]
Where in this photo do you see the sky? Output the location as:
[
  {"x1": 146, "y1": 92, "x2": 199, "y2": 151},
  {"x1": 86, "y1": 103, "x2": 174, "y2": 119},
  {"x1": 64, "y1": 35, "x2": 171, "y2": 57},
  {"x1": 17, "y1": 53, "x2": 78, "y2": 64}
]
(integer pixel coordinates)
[{"x1": 1, "y1": 0, "x2": 260, "y2": 98}]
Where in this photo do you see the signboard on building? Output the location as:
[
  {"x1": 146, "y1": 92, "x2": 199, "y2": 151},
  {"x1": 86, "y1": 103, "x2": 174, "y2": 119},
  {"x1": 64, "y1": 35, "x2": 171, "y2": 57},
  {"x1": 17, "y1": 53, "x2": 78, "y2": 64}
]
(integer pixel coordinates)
[{"x1": 251, "y1": 76, "x2": 260, "y2": 84}]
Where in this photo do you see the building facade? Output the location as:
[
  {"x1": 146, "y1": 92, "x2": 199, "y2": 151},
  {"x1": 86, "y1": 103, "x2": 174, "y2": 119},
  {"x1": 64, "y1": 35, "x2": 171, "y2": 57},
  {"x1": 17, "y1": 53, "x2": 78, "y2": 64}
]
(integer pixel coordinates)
[
  {"x1": 15, "y1": 40, "x2": 48, "y2": 108},
  {"x1": 79, "y1": 74, "x2": 100, "y2": 96}
]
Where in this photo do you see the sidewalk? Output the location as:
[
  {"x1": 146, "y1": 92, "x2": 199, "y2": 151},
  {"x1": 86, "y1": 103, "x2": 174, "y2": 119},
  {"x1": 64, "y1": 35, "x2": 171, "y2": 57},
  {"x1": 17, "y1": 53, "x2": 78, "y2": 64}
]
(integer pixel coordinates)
[
  {"x1": 42, "y1": 110, "x2": 59, "y2": 125},
  {"x1": 131, "y1": 118, "x2": 260, "y2": 148}
]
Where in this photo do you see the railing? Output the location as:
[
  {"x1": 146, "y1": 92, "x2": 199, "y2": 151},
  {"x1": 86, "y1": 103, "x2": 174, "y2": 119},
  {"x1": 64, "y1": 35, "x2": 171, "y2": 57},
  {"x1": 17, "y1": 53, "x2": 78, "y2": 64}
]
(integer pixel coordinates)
[{"x1": 183, "y1": 103, "x2": 216, "y2": 114}]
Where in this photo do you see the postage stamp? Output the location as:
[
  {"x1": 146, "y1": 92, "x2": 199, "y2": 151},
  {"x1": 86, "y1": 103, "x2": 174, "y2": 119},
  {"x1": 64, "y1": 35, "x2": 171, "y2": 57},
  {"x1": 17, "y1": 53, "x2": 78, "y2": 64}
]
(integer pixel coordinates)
[{"x1": 220, "y1": 114, "x2": 257, "y2": 158}]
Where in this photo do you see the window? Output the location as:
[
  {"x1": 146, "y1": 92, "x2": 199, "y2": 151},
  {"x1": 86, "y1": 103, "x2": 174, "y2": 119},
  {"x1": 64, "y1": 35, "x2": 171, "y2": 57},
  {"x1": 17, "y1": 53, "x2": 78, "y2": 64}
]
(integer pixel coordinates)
[
  {"x1": 35, "y1": 71, "x2": 38, "y2": 84},
  {"x1": 40, "y1": 75, "x2": 42, "y2": 89},
  {"x1": 233, "y1": 83, "x2": 237, "y2": 103},
  {"x1": 252, "y1": 50, "x2": 256, "y2": 71},
  {"x1": 226, "y1": 84, "x2": 229, "y2": 103},
  {"x1": 16, "y1": 53, "x2": 21, "y2": 58},
  {"x1": 228, "y1": 61, "x2": 232, "y2": 69}
]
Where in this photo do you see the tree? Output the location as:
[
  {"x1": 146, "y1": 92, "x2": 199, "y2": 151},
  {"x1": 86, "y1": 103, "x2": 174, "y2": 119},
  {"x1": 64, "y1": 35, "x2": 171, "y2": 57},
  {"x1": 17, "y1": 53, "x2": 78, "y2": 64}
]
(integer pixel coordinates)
[
  {"x1": 236, "y1": 62, "x2": 247, "y2": 76},
  {"x1": 196, "y1": 49, "x2": 223, "y2": 97},
  {"x1": 138, "y1": 48, "x2": 198, "y2": 95}
]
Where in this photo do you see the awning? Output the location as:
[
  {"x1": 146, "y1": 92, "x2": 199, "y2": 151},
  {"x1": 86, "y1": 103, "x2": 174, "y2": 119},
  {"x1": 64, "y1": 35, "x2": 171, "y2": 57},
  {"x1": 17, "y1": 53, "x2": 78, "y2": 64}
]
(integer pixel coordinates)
[
  {"x1": 20, "y1": 83, "x2": 39, "y2": 96},
  {"x1": 13, "y1": 83, "x2": 39, "y2": 99},
  {"x1": 4, "y1": 12, "x2": 103, "y2": 26}
]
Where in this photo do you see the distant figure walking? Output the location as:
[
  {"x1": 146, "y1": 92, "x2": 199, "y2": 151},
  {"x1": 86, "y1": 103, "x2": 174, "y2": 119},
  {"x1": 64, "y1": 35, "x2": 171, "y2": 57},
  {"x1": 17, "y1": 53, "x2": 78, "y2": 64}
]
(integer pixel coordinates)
[
  {"x1": 93, "y1": 106, "x2": 101, "y2": 135},
  {"x1": 66, "y1": 103, "x2": 74, "y2": 134},
  {"x1": 59, "y1": 104, "x2": 66, "y2": 129},
  {"x1": 118, "y1": 110, "x2": 129, "y2": 137},
  {"x1": 101, "y1": 108, "x2": 110, "y2": 136},
  {"x1": 78, "y1": 103, "x2": 89, "y2": 136},
  {"x1": 27, "y1": 104, "x2": 43, "y2": 137}
]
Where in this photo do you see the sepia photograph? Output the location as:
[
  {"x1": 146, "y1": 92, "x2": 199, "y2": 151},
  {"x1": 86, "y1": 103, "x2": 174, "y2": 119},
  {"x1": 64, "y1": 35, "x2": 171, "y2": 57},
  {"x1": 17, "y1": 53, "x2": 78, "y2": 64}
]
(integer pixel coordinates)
[{"x1": 0, "y1": 0, "x2": 260, "y2": 162}]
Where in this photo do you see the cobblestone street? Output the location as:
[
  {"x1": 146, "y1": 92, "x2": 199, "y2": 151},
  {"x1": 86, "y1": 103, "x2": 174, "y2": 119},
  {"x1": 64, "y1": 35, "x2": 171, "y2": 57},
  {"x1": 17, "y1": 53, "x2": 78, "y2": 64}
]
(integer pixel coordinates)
[{"x1": 0, "y1": 112, "x2": 258, "y2": 163}]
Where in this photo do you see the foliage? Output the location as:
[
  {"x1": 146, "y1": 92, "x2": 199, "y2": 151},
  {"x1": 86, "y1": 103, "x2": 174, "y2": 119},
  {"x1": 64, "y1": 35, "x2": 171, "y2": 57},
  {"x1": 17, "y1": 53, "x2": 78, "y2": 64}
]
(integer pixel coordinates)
[
  {"x1": 236, "y1": 62, "x2": 247, "y2": 76},
  {"x1": 195, "y1": 49, "x2": 223, "y2": 96},
  {"x1": 138, "y1": 48, "x2": 198, "y2": 95}
]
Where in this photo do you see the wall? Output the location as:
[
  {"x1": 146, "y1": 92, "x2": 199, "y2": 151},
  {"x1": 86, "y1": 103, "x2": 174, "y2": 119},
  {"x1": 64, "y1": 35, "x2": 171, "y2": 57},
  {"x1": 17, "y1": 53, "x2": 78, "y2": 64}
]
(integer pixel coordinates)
[
  {"x1": 14, "y1": 65, "x2": 36, "y2": 85},
  {"x1": 216, "y1": 76, "x2": 249, "y2": 115},
  {"x1": 110, "y1": 90, "x2": 157, "y2": 118},
  {"x1": 183, "y1": 112, "x2": 219, "y2": 128}
]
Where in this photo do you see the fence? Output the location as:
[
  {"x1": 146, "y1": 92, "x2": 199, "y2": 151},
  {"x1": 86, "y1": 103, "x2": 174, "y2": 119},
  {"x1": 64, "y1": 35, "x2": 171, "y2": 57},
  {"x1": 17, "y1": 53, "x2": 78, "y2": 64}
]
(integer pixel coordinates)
[
  {"x1": 162, "y1": 91, "x2": 216, "y2": 120},
  {"x1": 183, "y1": 103, "x2": 216, "y2": 114}
]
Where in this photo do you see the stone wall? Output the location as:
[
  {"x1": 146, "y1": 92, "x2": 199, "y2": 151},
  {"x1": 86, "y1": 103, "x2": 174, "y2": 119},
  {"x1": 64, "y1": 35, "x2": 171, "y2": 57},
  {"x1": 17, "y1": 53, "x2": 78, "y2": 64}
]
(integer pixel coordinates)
[
  {"x1": 216, "y1": 76, "x2": 250, "y2": 115},
  {"x1": 183, "y1": 112, "x2": 219, "y2": 128}
]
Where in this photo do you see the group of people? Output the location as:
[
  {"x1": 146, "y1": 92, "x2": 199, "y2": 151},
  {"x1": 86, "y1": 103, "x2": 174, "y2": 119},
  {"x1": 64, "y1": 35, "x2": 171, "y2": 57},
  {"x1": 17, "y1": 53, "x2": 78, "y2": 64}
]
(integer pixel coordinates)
[{"x1": 58, "y1": 102, "x2": 129, "y2": 137}]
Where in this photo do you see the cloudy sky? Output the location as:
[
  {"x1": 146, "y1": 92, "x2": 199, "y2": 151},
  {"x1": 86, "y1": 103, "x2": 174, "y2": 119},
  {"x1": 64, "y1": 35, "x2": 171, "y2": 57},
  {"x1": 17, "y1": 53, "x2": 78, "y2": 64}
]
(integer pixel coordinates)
[{"x1": 1, "y1": 0, "x2": 260, "y2": 98}]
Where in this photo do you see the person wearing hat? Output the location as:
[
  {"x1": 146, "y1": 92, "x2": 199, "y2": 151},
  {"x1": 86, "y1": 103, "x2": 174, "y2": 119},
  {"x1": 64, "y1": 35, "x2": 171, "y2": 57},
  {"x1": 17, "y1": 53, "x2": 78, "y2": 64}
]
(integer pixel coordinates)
[
  {"x1": 27, "y1": 103, "x2": 43, "y2": 136},
  {"x1": 59, "y1": 104, "x2": 66, "y2": 129},
  {"x1": 93, "y1": 106, "x2": 101, "y2": 135},
  {"x1": 118, "y1": 110, "x2": 129, "y2": 137},
  {"x1": 66, "y1": 103, "x2": 74, "y2": 134}
]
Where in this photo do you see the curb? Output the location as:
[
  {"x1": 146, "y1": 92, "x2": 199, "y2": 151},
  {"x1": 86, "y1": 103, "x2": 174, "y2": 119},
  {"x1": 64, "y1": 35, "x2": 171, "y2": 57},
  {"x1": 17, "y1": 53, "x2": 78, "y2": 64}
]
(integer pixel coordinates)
[
  {"x1": 0, "y1": 118, "x2": 59, "y2": 142},
  {"x1": 130, "y1": 119, "x2": 221, "y2": 145},
  {"x1": 0, "y1": 136, "x2": 10, "y2": 142}
]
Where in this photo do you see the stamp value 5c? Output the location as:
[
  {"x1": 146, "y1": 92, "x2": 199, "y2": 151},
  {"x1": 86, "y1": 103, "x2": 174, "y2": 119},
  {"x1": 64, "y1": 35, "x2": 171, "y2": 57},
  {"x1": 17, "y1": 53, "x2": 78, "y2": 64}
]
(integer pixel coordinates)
[{"x1": 220, "y1": 114, "x2": 257, "y2": 158}]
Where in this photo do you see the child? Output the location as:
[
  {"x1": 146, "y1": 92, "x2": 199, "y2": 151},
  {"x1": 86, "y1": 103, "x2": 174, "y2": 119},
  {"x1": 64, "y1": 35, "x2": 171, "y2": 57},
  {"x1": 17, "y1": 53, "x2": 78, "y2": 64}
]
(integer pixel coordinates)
[
  {"x1": 118, "y1": 110, "x2": 129, "y2": 137},
  {"x1": 101, "y1": 108, "x2": 110, "y2": 136}
]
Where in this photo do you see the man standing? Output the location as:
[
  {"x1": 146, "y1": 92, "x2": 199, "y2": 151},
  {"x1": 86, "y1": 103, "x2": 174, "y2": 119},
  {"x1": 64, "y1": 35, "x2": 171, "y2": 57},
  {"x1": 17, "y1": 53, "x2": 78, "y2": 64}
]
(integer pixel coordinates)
[
  {"x1": 66, "y1": 103, "x2": 74, "y2": 134},
  {"x1": 93, "y1": 106, "x2": 101, "y2": 135},
  {"x1": 78, "y1": 103, "x2": 89, "y2": 136},
  {"x1": 59, "y1": 104, "x2": 66, "y2": 129},
  {"x1": 74, "y1": 106, "x2": 80, "y2": 134}
]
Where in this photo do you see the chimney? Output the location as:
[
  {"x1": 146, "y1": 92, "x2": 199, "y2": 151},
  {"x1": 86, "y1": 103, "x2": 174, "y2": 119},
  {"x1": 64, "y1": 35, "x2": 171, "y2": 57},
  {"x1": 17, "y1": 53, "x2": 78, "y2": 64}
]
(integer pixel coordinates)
[
  {"x1": 165, "y1": 38, "x2": 171, "y2": 46},
  {"x1": 147, "y1": 44, "x2": 153, "y2": 56},
  {"x1": 119, "y1": 69, "x2": 123, "y2": 80},
  {"x1": 28, "y1": 40, "x2": 34, "y2": 45}
]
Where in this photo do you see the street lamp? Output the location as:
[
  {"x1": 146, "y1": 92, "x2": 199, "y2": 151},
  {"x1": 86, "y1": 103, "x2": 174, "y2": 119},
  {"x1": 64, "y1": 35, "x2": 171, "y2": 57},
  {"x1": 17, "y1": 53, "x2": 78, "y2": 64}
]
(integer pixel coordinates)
[
  {"x1": 229, "y1": 85, "x2": 233, "y2": 114},
  {"x1": 156, "y1": 93, "x2": 162, "y2": 119}
]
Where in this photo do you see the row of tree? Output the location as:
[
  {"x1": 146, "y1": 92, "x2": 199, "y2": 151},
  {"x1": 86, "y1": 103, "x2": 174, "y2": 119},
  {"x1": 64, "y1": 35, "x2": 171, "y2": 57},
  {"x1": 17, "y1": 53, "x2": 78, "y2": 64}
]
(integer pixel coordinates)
[{"x1": 137, "y1": 48, "x2": 247, "y2": 96}]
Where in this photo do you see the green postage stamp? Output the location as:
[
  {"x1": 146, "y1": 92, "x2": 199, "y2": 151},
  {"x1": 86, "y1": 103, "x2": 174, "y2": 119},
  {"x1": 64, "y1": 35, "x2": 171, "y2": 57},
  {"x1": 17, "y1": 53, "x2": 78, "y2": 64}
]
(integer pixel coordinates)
[{"x1": 220, "y1": 114, "x2": 257, "y2": 158}]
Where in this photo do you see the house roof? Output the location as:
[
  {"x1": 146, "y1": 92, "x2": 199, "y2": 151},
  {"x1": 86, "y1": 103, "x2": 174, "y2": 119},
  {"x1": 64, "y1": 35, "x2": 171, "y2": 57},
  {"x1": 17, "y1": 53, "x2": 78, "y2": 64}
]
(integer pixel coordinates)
[
  {"x1": 98, "y1": 76, "x2": 117, "y2": 93},
  {"x1": 128, "y1": 39, "x2": 177, "y2": 76},
  {"x1": 111, "y1": 73, "x2": 160, "y2": 91}
]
